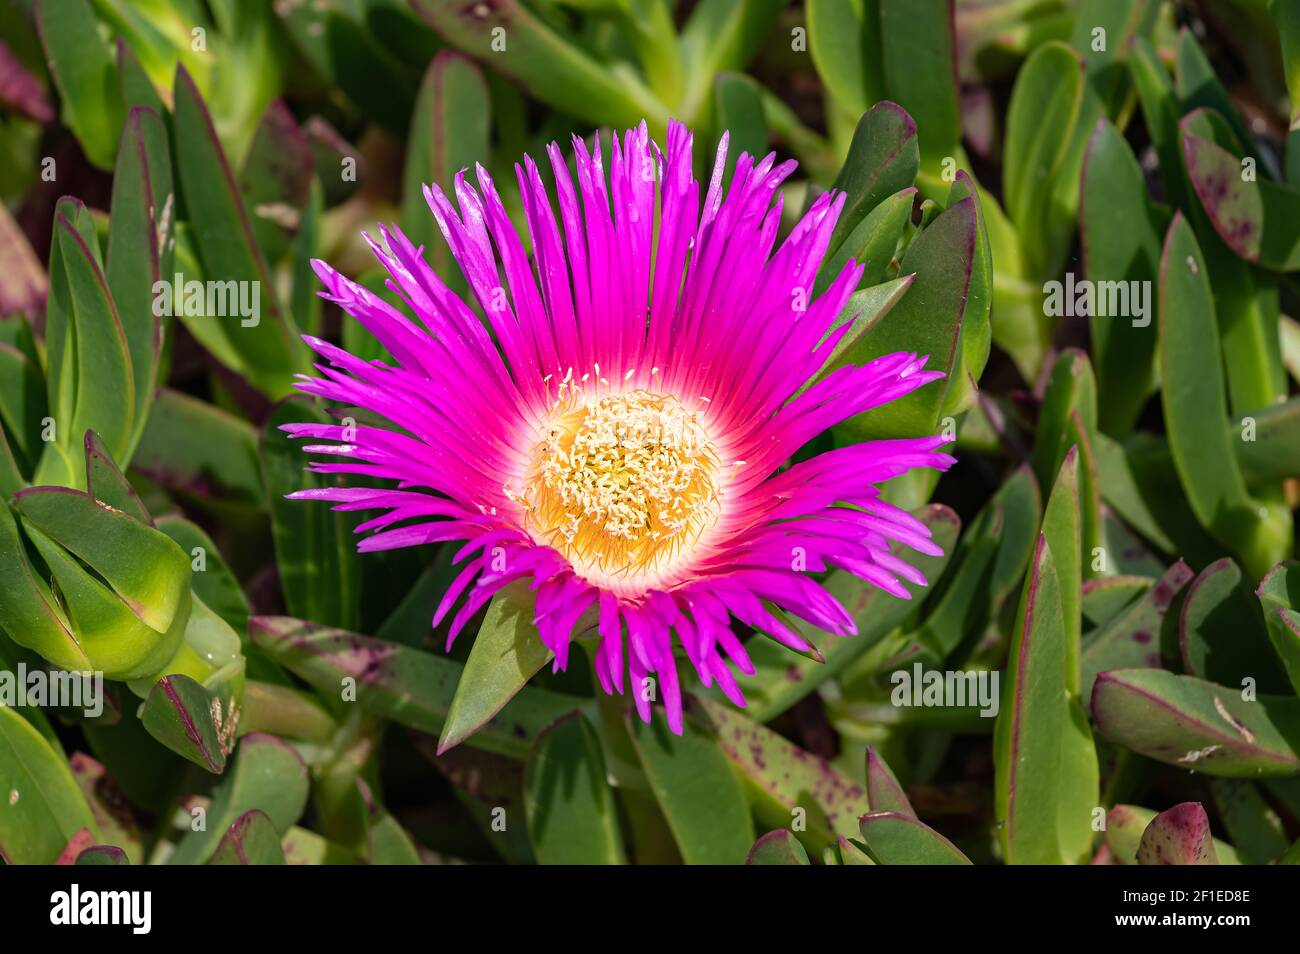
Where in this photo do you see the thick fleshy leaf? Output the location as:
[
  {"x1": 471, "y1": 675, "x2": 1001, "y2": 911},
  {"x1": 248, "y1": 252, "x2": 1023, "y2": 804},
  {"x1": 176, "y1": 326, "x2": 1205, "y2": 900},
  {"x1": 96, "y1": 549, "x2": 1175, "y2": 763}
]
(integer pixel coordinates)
[
  {"x1": 524, "y1": 712, "x2": 625, "y2": 865},
  {"x1": 803, "y1": 276, "x2": 915, "y2": 389},
  {"x1": 745, "y1": 829, "x2": 810, "y2": 865},
  {"x1": 1210, "y1": 778, "x2": 1290, "y2": 864},
  {"x1": 912, "y1": 470, "x2": 1038, "y2": 662},
  {"x1": 1236, "y1": 398, "x2": 1300, "y2": 487},
  {"x1": 361, "y1": 784, "x2": 421, "y2": 865},
  {"x1": 628, "y1": 711, "x2": 754, "y2": 865},
  {"x1": 106, "y1": 105, "x2": 171, "y2": 454},
  {"x1": 1093, "y1": 432, "x2": 1223, "y2": 566},
  {"x1": 133, "y1": 388, "x2": 265, "y2": 508},
  {"x1": 689, "y1": 696, "x2": 867, "y2": 845},
  {"x1": 1136, "y1": 802, "x2": 1219, "y2": 865},
  {"x1": 818, "y1": 189, "x2": 915, "y2": 297},
  {"x1": 806, "y1": 0, "x2": 880, "y2": 117},
  {"x1": 84, "y1": 431, "x2": 150, "y2": 524},
  {"x1": 209, "y1": 809, "x2": 287, "y2": 865},
  {"x1": 249, "y1": 616, "x2": 581, "y2": 760},
  {"x1": 171, "y1": 65, "x2": 303, "y2": 397},
  {"x1": 1068, "y1": 0, "x2": 1158, "y2": 115},
  {"x1": 1042, "y1": 449, "x2": 1100, "y2": 865},
  {"x1": 410, "y1": 0, "x2": 669, "y2": 133},
  {"x1": 1158, "y1": 213, "x2": 1288, "y2": 579},
  {"x1": 167, "y1": 733, "x2": 308, "y2": 865},
  {"x1": 0, "y1": 499, "x2": 87, "y2": 672},
  {"x1": 69, "y1": 753, "x2": 142, "y2": 864},
  {"x1": 865, "y1": 747, "x2": 914, "y2": 816},
  {"x1": 836, "y1": 195, "x2": 977, "y2": 439},
  {"x1": 1257, "y1": 563, "x2": 1300, "y2": 695},
  {"x1": 823, "y1": 102, "x2": 920, "y2": 267},
  {"x1": 1183, "y1": 130, "x2": 1300, "y2": 271},
  {"x1": 1083, "y1": 575, "x2": 1151, "y2": 629},
  {"x1": 994, "y1": 534, "x2": 1070, "y2": 864},
  {"x1": 1003, "y1": 41, "x2": 1084, "y2": 279},
  {"x1": 1177, "y1": 109, "x2": 1287, "y2": 422},
  {"x1": 76, "y1": 846, "x2": 130, "y2": 865},
  {"x1": 1180, "y1": 558, "x2": 1288, "y2": 693},
  {"x1": 14, "y1": 486, "x2": 189, "y2": 635},
  {"x1": 1091, "y1": 669, "x2": 1300, "y2": 776},
  {"x1": 858, "y1": 811, "x2": 971, "y2": 864},
  {"x1": 35, "y1": 0, "x2": 123, "y2": 169},
  {"x1": 1081, "y1": 560, "x2": 1193, "y2": 701},
  {"x1": 941, "y1": 170, "x2": 993, "y2": 418},
  {"x1": 1105, "y1": 804, "x2": 1241, "y2": 865},
  {"x1": 439, "y1": 582, "x2": 559, "y2": 755},
  {"x1": 0, "y1": 705, "x2": 98, "y2": 863},
  {"x1": 140, "y1": 674, "x2": 229, "y2": 774},
  {"x1": 1033, "y1": 350, "x2": 1096, "y2": 488},
  {"x1": 401, "y1": 49, "x2": 489, "y2": 268},
  {"x1": 1175, "y1": 28, "x2": 1268, "y2": 178},
  {"x1": 879, "y1": 0, "x2": 960, "y2": 180},
  {"x1": 155, "y1": 516, "x2": 251, "y2": 632},
  {"x1": 238, "y1": 100, "x2": 312, "y2": 267},
  {"x1": 41, "y1": 208, "x2": 136, "y2": 475},
  {"x1": 1128, "y1": 35, "x2": 1188, "y2": 211},
  {"x1": 1079, "y1": 118, "x2": 1161, "y2": 436}
]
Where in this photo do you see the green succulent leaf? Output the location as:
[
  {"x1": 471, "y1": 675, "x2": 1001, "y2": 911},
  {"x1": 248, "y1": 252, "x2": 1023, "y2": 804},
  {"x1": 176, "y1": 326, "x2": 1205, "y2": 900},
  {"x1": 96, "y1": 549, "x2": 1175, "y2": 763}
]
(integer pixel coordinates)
[
  {"x1": 36, "y1": 0, "x2": 124, "y2": 169},
  {"x1": 1157, "y1": 213, "x2": 1289, "y2": 579},
  {"x1": 1136, "y1": 802, "x2": 1219, "y2": 865},
  {"x1": 836, "y1": 193, "x2": 978, "y2": 440},
  {"x1": 140, "y1": 673, "x2": 230, "y2": 774},
  {"x1": 1003, "y1": 41, "x2": 1083, "y2": 279},
  {"x1": 864, "y1": 746, "x2": 915, "y2": 816},
  {"x1": 402, "y1": 50, "x2": 491, "y2": 272},
  {"x1": 439, "y1": 581, "x2": 561, "y2": 755},
  {"x1": 1257, "y1": 563, "x2": 1300, "y2": 695},
  {"x1": 690, "y1": 696, "x2": 868, "y2": 846},
  {"x1": 523, "y1": 712, "x2": 626, "y2": 865},
  {"x1": 823, "y1": 102, "x2": 921, "y2": 268},
  {"x1": 745, "y1": 829, "x2": 811, "y2": 865},
  {"x1": 209, "y1": 809, "x2": 287, "y2": 865},
  {"x1": 249, "y1": 616, "x2": 582, "y2": 759},
  {"x1": 167, "y1": 732, "x2": 308, "y2": 865},
  {"x1": 628, "y1": 711, "x2": 754, "y2": 865},
  {"x1": 879, "y1": 0, "x2": 960, "y2": 184},
  {"x1": 1180, "y1": 558, "x2": 1288, "y2": 693},
  {"x1": 858, "y1": 811, "x2": 971, "y2": 865},
  {"x1": 1104, "y1": 803, "x2": 1242, "y2": 865},
  {"x1": 134, "y1": 387, "x2": 265, "y2": 509},
  {"x1": 171, "y1": 65, "x2": 304, "y2": 397},
  {"x1": 1091, "y1": 669, "x2": 1300, "y2": 777},
  {"x1": 1081, "y1": 560, "x2": 1193, "y2": 701},
  {"x1": 0, "y1": 705, "x2": 99, "y2": 864}
]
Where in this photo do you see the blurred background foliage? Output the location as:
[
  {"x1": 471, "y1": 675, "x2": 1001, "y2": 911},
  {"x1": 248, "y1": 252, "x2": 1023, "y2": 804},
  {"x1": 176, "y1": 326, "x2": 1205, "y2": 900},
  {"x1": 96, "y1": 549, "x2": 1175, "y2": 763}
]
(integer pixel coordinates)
[{"x1": 1, "y1": 0, "x2": 1300, "y2": 865}]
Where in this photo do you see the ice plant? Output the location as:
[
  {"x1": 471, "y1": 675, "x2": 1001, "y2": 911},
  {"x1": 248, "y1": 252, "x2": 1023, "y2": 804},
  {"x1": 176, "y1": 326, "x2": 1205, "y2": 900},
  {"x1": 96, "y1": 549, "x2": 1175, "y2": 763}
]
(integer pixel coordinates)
[{"x1": 284, "y1": 121, "x2": 954, "y2": 733}]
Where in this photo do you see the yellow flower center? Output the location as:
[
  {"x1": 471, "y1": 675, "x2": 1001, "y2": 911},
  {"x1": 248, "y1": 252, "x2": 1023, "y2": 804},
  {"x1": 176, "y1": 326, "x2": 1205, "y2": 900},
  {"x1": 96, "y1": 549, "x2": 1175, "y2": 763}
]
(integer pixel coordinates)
[{"x1": 521, "y1": 388, "x2": 721, "y2": 590}]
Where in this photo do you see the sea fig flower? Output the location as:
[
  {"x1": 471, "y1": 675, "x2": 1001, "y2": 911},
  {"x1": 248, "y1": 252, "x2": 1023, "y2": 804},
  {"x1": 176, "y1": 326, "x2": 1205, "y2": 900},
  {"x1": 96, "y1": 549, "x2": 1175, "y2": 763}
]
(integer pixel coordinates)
[{"x1": 285, "y1": 121, "x2": 954, "y2": 733}]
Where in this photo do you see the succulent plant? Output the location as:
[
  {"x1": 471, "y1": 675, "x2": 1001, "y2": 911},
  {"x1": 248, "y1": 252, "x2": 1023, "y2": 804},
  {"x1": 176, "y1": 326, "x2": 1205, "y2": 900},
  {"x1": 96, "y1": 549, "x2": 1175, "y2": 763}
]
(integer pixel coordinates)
[{"x1": 0, "y1": 0, "x2": 1298, "y2": 870}]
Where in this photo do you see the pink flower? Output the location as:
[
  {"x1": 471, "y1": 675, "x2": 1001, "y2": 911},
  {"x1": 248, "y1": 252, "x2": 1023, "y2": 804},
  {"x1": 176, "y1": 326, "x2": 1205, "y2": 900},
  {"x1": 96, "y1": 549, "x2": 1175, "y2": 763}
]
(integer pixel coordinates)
[{"x1": 285, "y1": 121, "x2": 954, "y2": 733}]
